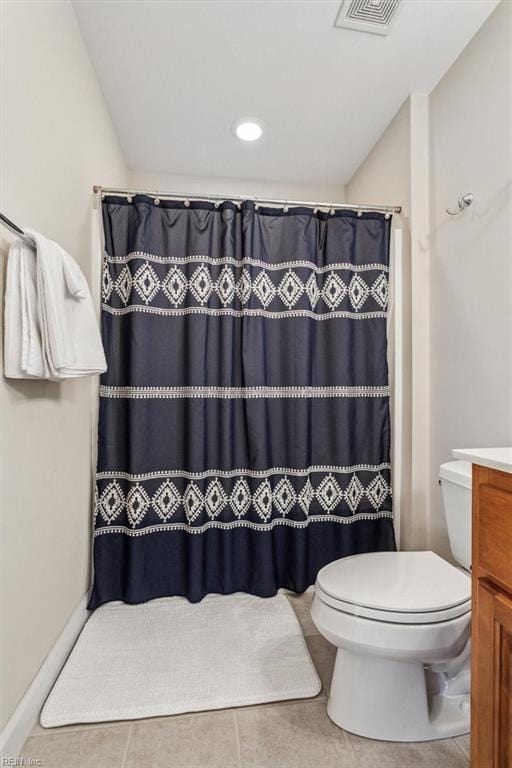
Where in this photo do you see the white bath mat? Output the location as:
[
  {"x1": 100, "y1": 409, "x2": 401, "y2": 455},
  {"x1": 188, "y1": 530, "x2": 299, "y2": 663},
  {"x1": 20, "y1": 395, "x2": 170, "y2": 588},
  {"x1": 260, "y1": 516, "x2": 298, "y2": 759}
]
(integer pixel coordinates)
[{"x1": 40, "y1": 593, "x2": 320, "y2": 727}]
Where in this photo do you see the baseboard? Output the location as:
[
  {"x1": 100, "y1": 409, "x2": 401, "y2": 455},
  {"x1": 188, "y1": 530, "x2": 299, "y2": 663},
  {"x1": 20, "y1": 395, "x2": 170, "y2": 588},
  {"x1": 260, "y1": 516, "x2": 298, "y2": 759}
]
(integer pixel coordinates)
[{"x1": 1, "y1": 594, "x2": 90, "y2": 759}]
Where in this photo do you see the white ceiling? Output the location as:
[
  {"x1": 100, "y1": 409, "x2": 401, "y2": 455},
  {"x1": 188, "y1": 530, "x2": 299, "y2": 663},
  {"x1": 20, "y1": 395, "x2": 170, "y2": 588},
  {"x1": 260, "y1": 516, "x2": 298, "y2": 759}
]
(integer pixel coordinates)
[{"x1": 73, "y1": 0, "x2": 498, "y2": 187}]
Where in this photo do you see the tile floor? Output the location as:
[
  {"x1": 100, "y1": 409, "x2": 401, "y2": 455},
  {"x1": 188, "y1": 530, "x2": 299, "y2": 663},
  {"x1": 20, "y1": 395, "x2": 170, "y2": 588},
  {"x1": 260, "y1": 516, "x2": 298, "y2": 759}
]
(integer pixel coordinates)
[{"x1": 21, "y1": 589, "x2": 470, "y2": 768}]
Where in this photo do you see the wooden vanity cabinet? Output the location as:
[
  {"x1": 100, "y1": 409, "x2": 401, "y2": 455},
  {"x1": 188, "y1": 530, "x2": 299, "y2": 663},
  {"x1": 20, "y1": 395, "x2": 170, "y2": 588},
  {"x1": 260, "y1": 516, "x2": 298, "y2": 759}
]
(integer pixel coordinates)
[{"x1": 471, "y1": 465, "x2": 512, "y2": 768}]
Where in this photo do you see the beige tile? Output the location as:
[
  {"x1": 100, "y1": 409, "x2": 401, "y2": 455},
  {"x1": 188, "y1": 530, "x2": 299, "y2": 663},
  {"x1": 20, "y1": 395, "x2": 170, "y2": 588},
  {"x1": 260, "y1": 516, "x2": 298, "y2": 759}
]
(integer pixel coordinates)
[
  {"x1": 455, "y1": 733, "x2": 471, "y2": 759},
  {"x1": 20, "y1": 725, "x2": 129, "y2": 768},
  {"x1": 236, "y1": 699, "x2": 355, "y2": 768},
  {"x1": 286, "y1": 588, "x2": 317, "y2": 636},
  {"x1": 347, "y1": 732, "x2": 469, "y2": 768},
  {"x1": 305, "y1": 634, "x2": 336, "y2": 698},
  {"x1": 124, "y1": 710, "x2": 239, "y2": 768}
]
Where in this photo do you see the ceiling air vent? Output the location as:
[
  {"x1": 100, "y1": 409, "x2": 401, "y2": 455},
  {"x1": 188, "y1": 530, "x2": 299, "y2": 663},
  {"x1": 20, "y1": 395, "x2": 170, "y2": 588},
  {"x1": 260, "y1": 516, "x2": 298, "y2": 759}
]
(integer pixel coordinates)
[{"x1": 334, "y1": 0, "x2": 402, "y2": 36}]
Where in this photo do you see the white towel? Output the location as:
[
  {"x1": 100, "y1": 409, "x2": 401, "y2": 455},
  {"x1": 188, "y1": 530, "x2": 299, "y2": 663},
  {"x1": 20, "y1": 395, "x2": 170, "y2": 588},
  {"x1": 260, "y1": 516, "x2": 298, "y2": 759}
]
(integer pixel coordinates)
[{"x1": 4, "y1": 230, "x2": 106, "y2": 380}]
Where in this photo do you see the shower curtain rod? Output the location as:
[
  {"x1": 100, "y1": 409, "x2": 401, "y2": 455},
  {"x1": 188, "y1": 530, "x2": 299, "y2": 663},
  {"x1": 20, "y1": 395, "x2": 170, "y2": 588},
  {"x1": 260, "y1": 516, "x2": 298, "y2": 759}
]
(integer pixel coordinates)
[{"x1": 93, "y1": 186, "x2": 402, "y2": 215}]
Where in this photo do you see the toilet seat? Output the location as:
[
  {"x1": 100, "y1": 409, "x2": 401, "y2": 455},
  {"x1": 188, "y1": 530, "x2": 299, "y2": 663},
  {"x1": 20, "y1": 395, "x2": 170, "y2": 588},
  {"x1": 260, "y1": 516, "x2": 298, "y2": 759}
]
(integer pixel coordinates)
[
  {"x1": 316, "y1": 588, "x2": 471, "y2": 624},
  {"x1": 316, "y1": 551, "x2": 471, "y2": 626}
]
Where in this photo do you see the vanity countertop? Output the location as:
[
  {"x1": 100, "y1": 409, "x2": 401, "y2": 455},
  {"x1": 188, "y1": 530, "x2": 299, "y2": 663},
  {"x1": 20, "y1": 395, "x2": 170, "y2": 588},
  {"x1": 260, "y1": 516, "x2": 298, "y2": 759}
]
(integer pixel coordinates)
[{"x1": 452, "y1": 447, "x2": 512, "y2": 475}]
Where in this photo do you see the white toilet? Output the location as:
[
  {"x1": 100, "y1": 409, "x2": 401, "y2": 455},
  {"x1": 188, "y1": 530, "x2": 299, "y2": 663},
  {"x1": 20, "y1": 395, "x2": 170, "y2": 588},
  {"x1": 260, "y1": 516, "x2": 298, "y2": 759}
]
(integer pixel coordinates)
[{"x1": 310, "y1": 460, "x2": 472, "y2": 742}]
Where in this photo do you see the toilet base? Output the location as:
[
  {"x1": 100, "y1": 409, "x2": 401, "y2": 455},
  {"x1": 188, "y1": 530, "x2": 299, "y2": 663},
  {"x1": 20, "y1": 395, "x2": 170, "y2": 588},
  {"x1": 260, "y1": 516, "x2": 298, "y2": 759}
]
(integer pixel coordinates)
[{"x1": 327, "y1": 648, "x2": 470, "y2": 742}]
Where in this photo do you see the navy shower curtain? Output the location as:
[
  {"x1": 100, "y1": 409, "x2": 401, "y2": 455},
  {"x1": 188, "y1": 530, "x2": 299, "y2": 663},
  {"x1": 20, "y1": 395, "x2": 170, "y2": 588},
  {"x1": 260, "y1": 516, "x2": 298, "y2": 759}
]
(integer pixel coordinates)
[{"x1": 89, "y1": 196, "x2": 395, "y2": 608}]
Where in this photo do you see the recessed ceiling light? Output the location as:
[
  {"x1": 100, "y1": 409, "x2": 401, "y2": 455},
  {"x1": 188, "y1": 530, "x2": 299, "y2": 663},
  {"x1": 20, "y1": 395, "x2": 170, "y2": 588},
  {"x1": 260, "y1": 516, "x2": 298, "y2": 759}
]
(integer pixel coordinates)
[{"x1": 233, "y1": 119, "x2": 264, "y2": 142}]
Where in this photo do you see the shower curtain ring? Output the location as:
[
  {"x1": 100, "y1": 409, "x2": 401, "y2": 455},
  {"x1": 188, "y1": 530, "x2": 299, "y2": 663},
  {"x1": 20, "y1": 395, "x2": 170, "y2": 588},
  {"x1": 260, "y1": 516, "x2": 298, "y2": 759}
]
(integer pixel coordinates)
[
  {"x1": 357, "y1": 207, "x2": 363, "y2": 218},
  {"x1": 283, "y1": 202, "x2": 289, "y2": 213},
  {"x1": 184, "y1": 199, "x2": 190, "y2": 207},
  {"x1": 329, "y1": 207, "x2": 335, "y2": 216}
]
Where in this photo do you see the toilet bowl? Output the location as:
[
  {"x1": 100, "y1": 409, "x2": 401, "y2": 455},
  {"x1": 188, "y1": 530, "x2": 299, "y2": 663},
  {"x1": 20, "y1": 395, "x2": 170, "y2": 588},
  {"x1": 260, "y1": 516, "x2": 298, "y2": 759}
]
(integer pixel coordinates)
[{"x1": 311, "y1": 460, "x2": 473, "y2": 742}]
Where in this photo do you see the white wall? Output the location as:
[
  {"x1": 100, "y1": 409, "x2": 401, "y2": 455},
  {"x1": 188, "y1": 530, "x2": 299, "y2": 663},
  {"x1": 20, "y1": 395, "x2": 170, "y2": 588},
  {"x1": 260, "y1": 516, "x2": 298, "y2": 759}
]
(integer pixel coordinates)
[
  {"x1": 346, "y1": 0, "x2": 512, "y2": 558},
  {"x1": 346, "y1": 98, "x2": 418, "y2": 550},
  {"x1": 0, "y1": 1, "x2": 128, "y2": 728},
  {"x1": 128, "y1": 171, "x2": 345, "y2": 205},
  {"x1": 428, "y1": 0, "x2": 512, "y2": 558}
]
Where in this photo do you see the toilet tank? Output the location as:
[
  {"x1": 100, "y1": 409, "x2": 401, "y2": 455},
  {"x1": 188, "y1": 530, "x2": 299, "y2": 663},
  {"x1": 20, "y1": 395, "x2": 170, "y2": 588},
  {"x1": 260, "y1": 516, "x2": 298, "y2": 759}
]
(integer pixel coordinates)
[{"x1": 439, "y1": 460, "x2": 472, "y2": 571}]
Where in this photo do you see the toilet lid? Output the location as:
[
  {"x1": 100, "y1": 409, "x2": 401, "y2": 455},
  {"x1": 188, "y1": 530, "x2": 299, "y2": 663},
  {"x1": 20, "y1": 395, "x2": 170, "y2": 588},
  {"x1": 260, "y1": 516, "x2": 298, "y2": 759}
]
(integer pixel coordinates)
[{"x1": 316, "y1": 551, "x2": 471, "y2": 614}]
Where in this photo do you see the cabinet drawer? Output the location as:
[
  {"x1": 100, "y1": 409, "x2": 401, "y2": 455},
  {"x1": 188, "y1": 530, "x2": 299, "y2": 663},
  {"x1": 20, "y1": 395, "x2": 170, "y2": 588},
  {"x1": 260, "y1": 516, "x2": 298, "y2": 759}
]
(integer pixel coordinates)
[{"x1": 478, "y1": 485, "x2": 512, "y2": 591}]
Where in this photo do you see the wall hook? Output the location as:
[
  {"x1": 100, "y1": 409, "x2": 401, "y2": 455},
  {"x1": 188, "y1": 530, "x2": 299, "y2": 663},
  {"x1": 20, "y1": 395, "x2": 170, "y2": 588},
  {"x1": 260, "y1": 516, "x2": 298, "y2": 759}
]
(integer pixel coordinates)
[{"x1": 446, "y1": 193, "x2": 474, "y2": 216}]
